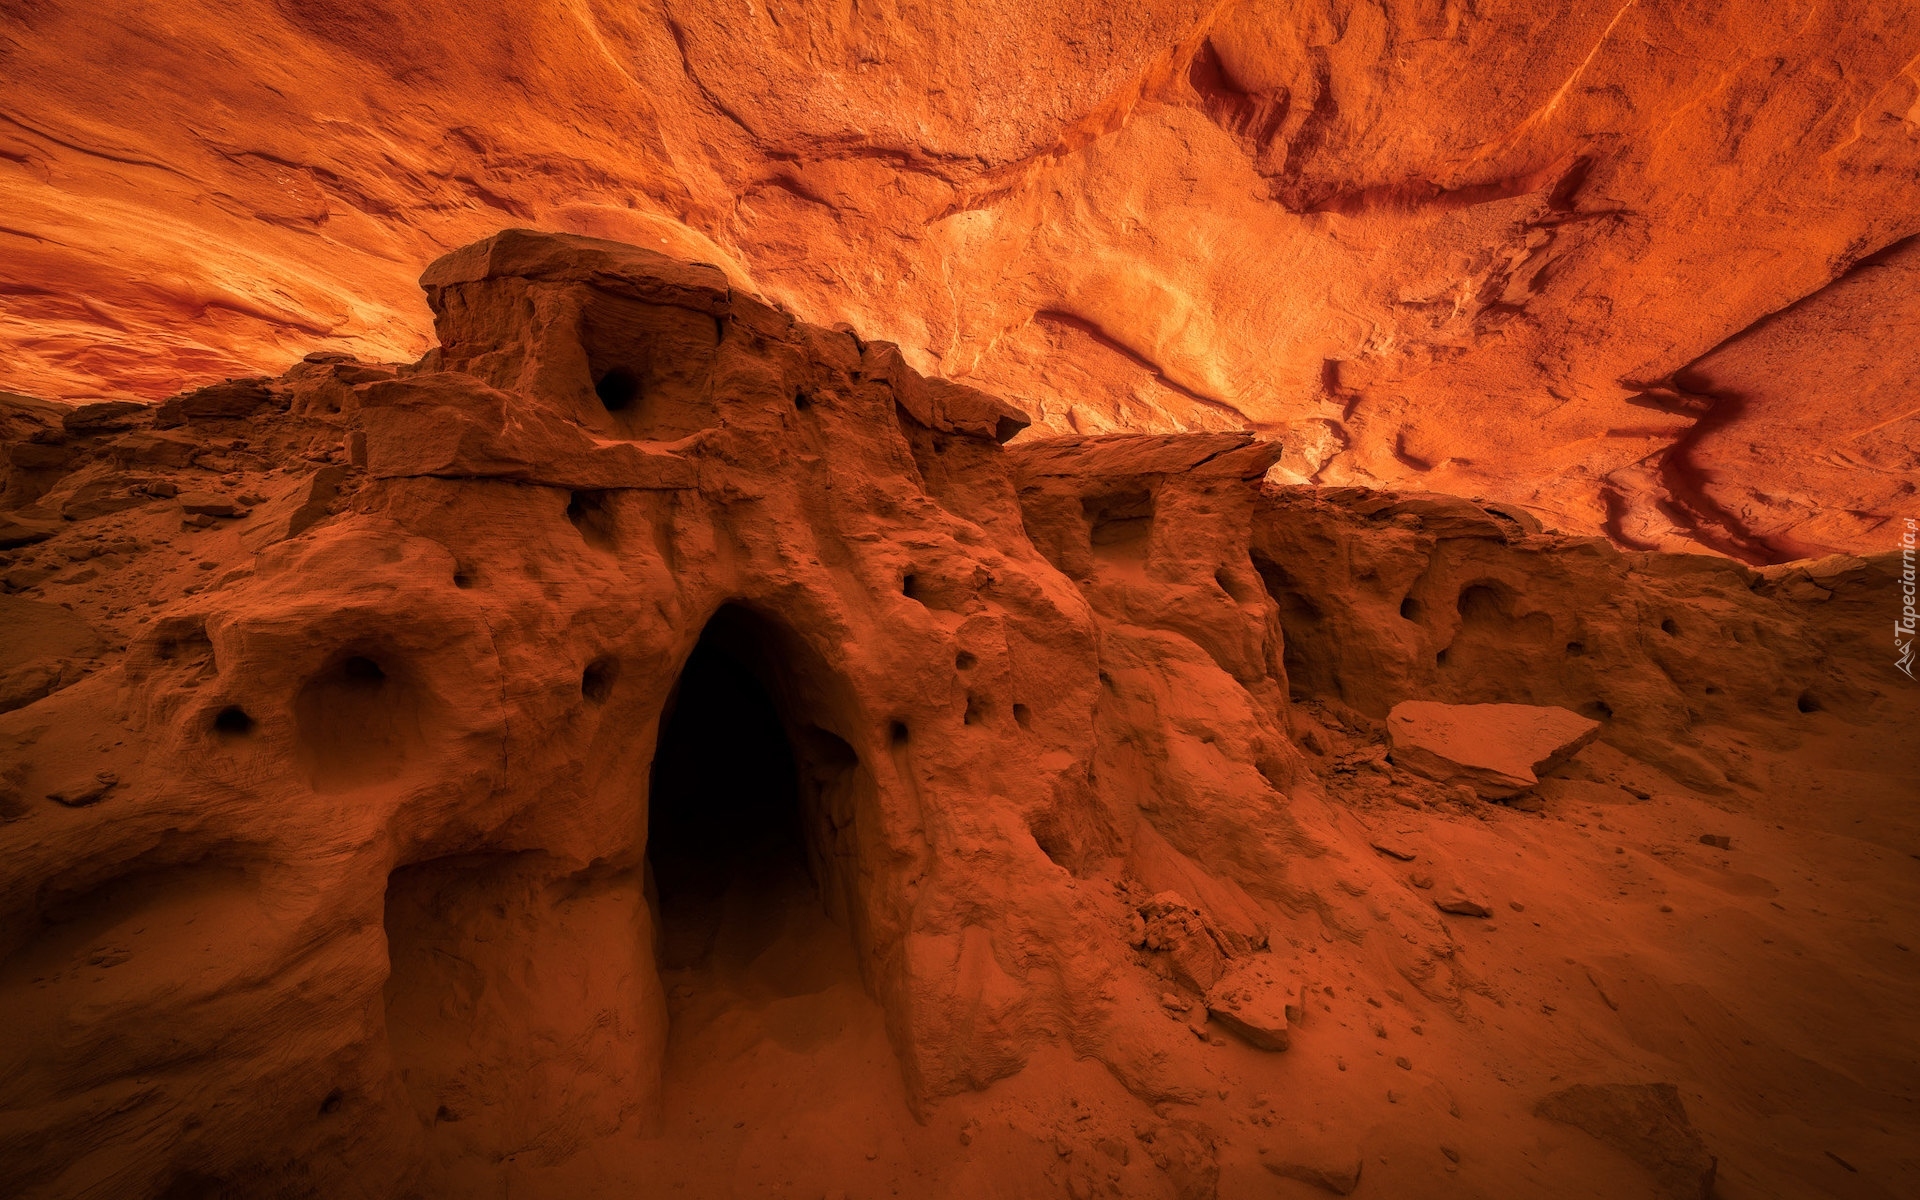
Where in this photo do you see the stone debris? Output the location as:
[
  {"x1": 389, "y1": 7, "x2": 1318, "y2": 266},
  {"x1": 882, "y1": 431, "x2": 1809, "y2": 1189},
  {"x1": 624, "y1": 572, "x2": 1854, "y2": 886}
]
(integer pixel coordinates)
[{"x1": 1138, "y1": 892, "x2": 1233, "y2": 991}]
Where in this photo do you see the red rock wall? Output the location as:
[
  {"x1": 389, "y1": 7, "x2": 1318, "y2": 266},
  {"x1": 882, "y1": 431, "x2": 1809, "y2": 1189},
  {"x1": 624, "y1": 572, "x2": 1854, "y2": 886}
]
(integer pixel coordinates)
[{"x1": 3, "y1": 2, "x2": 1916, "y2": 558}]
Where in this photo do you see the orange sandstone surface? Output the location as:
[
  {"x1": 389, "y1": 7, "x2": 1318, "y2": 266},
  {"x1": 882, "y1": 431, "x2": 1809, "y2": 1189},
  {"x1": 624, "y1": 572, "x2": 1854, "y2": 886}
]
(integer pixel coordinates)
[
  {"x1": 0, "y1": 230, "x2": 1915, "y2": 1200},
  {"x1": 3, "y1": 2, "x2": 1919, "y2": 559}
]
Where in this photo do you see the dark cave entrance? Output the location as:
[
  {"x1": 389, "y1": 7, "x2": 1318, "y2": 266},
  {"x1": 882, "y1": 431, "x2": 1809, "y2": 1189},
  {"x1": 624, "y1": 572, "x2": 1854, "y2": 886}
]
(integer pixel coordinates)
[
  {"x1": 645, "y1": 604, "x2": 867, "y2": 992},
  {"x1": 647, "y1": 610, "x2": 811, "y2": 968}
]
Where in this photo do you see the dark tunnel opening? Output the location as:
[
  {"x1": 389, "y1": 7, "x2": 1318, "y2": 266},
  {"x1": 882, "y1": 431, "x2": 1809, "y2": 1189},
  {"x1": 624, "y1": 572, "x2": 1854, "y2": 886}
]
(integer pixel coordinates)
[{"x1": 646, "y1": 611, "x2": 814, "y2": 971}]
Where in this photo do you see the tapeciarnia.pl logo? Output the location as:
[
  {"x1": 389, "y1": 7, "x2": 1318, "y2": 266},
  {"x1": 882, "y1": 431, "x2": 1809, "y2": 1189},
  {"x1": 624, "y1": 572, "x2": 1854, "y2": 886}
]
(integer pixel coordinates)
[{"x1": 1899, "y1": 517, "x2": 1917, "y2": 679}]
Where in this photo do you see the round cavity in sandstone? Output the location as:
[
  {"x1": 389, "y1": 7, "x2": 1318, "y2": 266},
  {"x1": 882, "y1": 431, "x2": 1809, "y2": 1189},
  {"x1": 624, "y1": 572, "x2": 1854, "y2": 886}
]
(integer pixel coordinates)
[
  {"x1": 1457, "y1": 583, "x2": 1509, "y2": 622},
  {"x1": 1796, "y1": 690, "x2": 1821, "y2": 713},
  {"x1": 1012, "y1": 703, "x2": 1032, "y2": 729},
  {"x1": 1400, "y1": 595, "x2": 1423, "y2": 621},
  {"x1": 1661, "y1": 618, "x2": 1681, "y2": 636},
  {"x1": 582, "y1": 656, "x2": 618, "y2": 704},
  {"x1": 902, "y1": 573, "x2": 921, "y2": 601},
  {"x1": 594, "y1": 366, "x2": 639, "y2": 413},
  {"x1": 212, "y1": 705, "x2": 254, "y2": 736},
  {"x1": 294, "y1": 653, "x2": 424, "y2": 793},
  {"x1": 890, "y1": 721, "x2": 910, "y2": 744},
  {"x1": 955, "y1": 650, "x2": 977, "y2": 670}
]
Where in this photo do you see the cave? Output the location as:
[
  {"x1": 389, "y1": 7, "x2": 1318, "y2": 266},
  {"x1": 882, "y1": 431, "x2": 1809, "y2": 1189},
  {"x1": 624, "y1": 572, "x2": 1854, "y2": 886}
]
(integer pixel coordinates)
[
  {"x1": 640, "y1": 606, "x2": 891, "y2": 1143},
  {"x1": 646, "y1": 605, "x2": 867, "y2": 1017},
  {"x1": 648, "y1": 609, "x2": 810, "y2": 969}
]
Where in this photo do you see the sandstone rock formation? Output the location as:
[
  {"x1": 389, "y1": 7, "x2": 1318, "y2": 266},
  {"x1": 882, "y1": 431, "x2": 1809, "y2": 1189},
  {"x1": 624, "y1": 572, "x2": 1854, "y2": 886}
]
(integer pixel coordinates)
[
  {"x1": 1, "y1": 231, "x2": 1916, "y2": 1198},
  {"x1": 3, "y1": 2, "x2": 1917, "y2": 560}
]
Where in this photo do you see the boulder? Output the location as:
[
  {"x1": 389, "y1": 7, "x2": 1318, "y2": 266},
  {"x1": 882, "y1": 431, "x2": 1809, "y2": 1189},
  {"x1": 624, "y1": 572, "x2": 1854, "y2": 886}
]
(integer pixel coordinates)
[{"x1": 1386, "y1": 701, "x2": 1601, "y2": 798}]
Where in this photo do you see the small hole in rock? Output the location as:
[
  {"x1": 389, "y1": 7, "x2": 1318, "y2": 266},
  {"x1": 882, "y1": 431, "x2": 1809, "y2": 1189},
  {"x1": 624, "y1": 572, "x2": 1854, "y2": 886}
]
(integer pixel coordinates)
[
  {"x1": 1565, "y1": 641, "x2": 1585, "y2": 656},
  {"x1": 1583, "y1": 699, "x2": 1614, "y2": 720},
  {"x1": 1029, "y1": 813, "x2": 1072, "y2": 869},
  {"x1": 1704, "y1": 686, "x2": 1720, "y2": 695},
  {"x1": 1435, "y1": 648, "x2": 1450, "y2": 666},
  {"x1": 582, "y1": 657, "x2": 618, "y2": 704},
  {"x1": 1399, "y1": 596, "x2": 1422, "y2": 621},
  {"x1": 963, "y1": 694, "x2": 986, "y2": 726},
  {"x1": 955, "y1": 650, "x2": 977, "y2": 671},
  {"x1": 452, "y1": 567, "x2": 474, "y2": 589},
  {"x1": 595, "y1": 367, "x2": 639, "y2": 412},
  {"x1": 344, "y1": 656, "x2": 385, "y2": 683},
  {"x1": 1660, "y1": 618, "x2": 1679, "y2": 636},
  {"x1": 889, "y1": 721, "x2": 910, "y2": 744},
  {"x1": 1012, "y1": 703, "x2": 1032, "y2": 729},
  {"x1": 1215, "y1": 567, "x2": 1254, "y2": 602},
  {"x1": 1796, "y1": 691, "x2": 1821, "y2": 713},
  {"x1": 793, "y1": 389, "x2": 813, "y2": 410},
  {"x1": 902, "y1": 573, "x2": 920, "y2": 600},
  {"x1": 567, "y1": 490, "x2": 617, "y2": 551},
  {"x1": 319, "y1": 1090, "x2": 343, "y2": 1116},
  {"x1": 213, "y1": 706, "x2": 254, "y2": 735}
]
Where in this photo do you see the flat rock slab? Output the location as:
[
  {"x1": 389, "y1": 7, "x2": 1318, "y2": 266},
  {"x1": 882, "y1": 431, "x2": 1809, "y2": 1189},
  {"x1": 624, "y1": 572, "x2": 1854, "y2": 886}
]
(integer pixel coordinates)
[
  {"x1": 1387, "y1": 700, "x2": 1601, "y2": 798},
  {"x1": 1259, "y1": 1142, "x2": 1363, "y2": 1195},
  {"x1": 1203, "y1": 958, "x2": 1299, "y2": 1051}
]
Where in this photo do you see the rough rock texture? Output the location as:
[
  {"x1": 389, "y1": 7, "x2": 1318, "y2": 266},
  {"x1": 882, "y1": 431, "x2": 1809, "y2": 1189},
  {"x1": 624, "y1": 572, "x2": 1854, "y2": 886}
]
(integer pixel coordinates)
[
  {"x1": 3, "y1": 3, "x2": 1918, "y2": 560},
  {"x1": 1386, "y1": 700, "x2": 1600, "y2": 798},
  {"x1": 2, "y1": 231, "x2": 1918, "y2": 1198}
]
